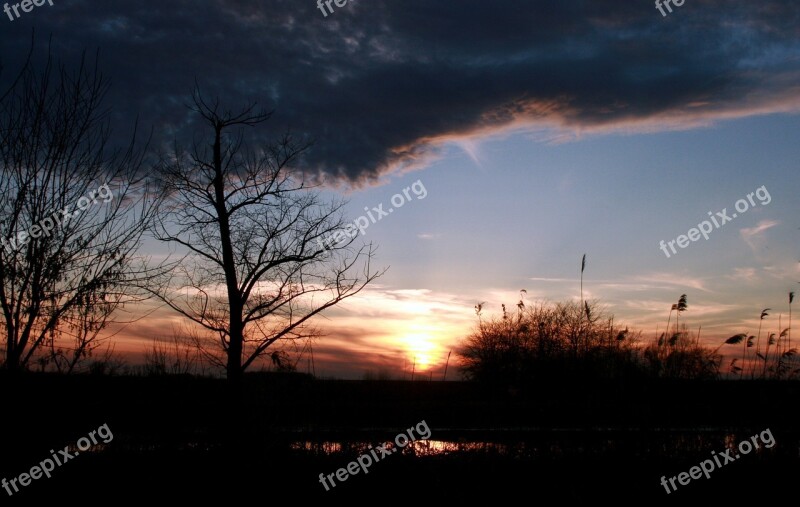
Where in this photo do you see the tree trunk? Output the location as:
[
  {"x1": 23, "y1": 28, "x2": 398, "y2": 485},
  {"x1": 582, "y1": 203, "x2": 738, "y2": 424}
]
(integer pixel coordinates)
[
  {"x1": 4, "y1": 346, "x2": 20, "y2": 372},
  {"x1": 226, "y1": 326, "x2": 243, "y2": 383},
  {"x1": 211, "y1": 124, "x2": 245, "y2": 384}
]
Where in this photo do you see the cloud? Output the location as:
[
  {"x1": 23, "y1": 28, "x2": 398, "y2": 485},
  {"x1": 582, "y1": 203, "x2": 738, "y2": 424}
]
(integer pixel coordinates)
[
  {"x1": 528, "y1": 277, "x2": 575, "y2": 283},
  {"x1": 100, "y1": 285, "x2": 475, "y2": 378},
  {"x1": 312, "y1": 286, "x2": 475, "y2": 377},
  {"x1": 740, "y1": 219, "x2": 779, "y2": 252},
  {"x1": 1, "y1": 0, "x2": 798, "y2": 183},
  {"x1": 727, "y1": 267, "x2": 760, "y2": 283},
  {"x1": 632, "y1": 273, "x2": 711, "y2": 293},
  {"x1": 528, "y1": 274, "x2": 710, "y2": 293}
]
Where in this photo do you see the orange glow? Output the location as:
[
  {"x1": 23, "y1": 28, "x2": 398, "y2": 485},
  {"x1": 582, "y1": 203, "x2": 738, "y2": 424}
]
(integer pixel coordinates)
[{"x1": 401, "y1": 332, "x2": 438, "y2": 371}]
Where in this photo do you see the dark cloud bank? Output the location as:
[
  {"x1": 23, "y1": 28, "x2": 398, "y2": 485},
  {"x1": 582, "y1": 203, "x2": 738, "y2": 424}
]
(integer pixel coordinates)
[{"x1": 1, "y1": 0, "x2": 798, "y2": 183}]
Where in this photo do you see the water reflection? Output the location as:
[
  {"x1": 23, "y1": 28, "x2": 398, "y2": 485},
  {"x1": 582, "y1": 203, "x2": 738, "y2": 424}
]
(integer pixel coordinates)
[
  {"x1": 289, "y1": 431, "x2": 793, "y2": 459},
  {"x1": 290, "y1": 439, "x2": 499, "y2": 457}
]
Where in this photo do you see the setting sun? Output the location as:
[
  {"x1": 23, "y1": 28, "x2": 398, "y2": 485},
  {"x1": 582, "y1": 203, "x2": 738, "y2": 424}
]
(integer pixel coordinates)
[{"x1": 402, "y1": 332, "x2": 438, "y2": 370}]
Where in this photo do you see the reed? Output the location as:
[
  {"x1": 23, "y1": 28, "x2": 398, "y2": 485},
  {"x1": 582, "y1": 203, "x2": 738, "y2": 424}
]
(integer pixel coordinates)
[{"x1": 752, "y1": 308, "x2": 770, "y2": 379}]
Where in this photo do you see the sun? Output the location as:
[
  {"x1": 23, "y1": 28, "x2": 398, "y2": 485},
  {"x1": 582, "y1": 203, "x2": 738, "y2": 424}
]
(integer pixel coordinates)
[{"x1": 403, "y1": 333, "x2": 437, "y2": 371}]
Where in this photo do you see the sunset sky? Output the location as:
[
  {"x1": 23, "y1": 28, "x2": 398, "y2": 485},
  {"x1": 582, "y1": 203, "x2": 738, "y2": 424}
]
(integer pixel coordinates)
[{"x1": 2, "y1": 1, "x2": 799, "y2": 378}]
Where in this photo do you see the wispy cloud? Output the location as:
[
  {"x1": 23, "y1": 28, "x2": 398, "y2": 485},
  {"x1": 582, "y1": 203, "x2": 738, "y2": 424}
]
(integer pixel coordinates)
[
  {"x1": 529, "y1": 274, "x2": 711, "y2": 293},
  {"x1": 727, "y1": 267, "x2": 760, "y2": 283},
  {"x1": 740, "y1": 219, "x2": 779, "y2": 252},
  {"x1": 632, "y1": 273, "x2": 711, "y2": 293},
  {"x1": 528, "y1": 277, "x2": 575, "y2": 283}
]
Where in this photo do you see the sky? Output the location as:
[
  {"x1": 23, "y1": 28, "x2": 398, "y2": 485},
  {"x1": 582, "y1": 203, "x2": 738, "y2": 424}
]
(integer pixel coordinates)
[{"x1": 1, "y1": 0, "x2": 799, "y2": 378}]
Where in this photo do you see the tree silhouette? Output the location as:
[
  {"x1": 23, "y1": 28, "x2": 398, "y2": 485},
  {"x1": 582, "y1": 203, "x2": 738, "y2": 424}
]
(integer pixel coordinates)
[
  {"x1": 0, "y1": 44, "x2": 158, "y2": 372},
  {"x1": 151, "y1": 87, "x2": 382, "y2": 383}
]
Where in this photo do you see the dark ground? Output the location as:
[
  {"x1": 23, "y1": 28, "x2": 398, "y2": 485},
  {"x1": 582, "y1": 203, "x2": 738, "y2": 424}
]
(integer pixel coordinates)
[{"x1": 1, "y1": 372, "x2": 797, "y2": 503}]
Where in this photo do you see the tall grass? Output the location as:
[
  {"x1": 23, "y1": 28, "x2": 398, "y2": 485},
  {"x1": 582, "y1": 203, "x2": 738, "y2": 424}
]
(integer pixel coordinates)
[
  {"x1": 752, "y1": 308, "x2": 769, "y2": 379},
  {"x1": 459, "y1": 265, "x2": 799, "y2": 382}
]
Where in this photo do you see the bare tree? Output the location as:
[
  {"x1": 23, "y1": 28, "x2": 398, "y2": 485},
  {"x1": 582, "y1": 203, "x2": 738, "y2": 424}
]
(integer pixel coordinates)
[
  {"x1": 0, "y1": 45, "x2": 159, "y2": 372},
  {"x1": 152, "y1": 88, "x2": 382, "y2": 383}
]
